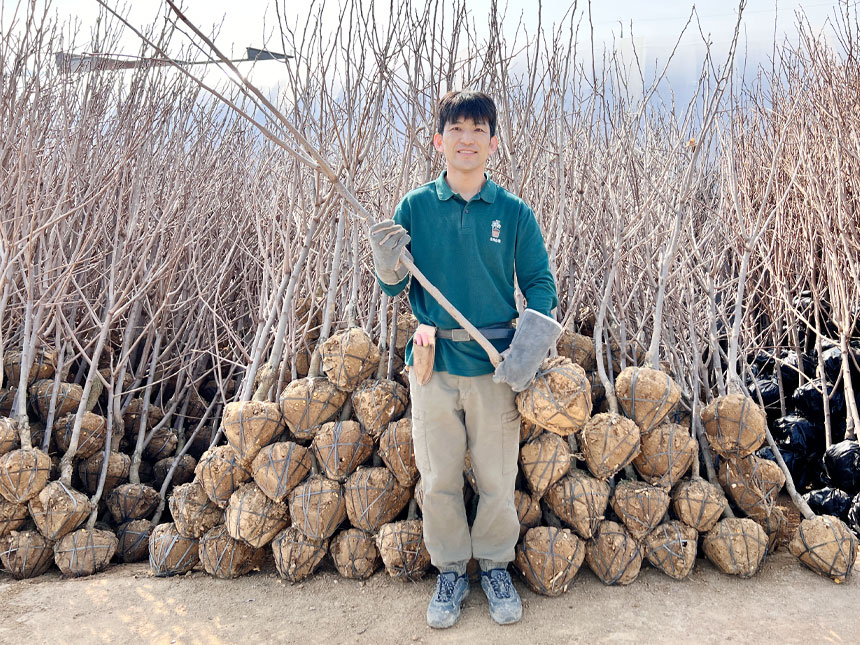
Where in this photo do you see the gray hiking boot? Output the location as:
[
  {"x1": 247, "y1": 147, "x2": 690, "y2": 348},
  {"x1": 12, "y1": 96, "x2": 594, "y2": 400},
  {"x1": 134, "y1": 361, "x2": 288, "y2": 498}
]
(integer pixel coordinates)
[
  {"x1": 426, "y1": 571, "x2": 470, "y2": 629},
  {"x1": 480, "y1": 568, "x2": 522, "y2": 625}
]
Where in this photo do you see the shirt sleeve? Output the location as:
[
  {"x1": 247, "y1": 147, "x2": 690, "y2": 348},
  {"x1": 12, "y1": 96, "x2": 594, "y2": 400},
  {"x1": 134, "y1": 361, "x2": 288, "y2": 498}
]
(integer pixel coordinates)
[
  {"x1": 376, "y1": 198, "x2": 412, "y2": 297},
  {"x1": 514, "y1": 205, "x2": 558, "y2": 317}
]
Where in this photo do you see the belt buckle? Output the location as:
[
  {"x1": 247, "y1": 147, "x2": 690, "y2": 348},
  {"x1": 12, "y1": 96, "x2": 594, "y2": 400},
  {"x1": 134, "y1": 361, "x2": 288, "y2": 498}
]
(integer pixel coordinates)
[{"x1": 452, "y1": 329, "x2": 471, "y2": 342}]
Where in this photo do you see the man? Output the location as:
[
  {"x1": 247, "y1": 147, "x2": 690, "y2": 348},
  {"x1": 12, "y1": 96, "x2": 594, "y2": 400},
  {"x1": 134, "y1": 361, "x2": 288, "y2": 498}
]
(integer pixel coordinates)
[{"x1": 369, "y1": 91, "x2": 560, "y2": 628}]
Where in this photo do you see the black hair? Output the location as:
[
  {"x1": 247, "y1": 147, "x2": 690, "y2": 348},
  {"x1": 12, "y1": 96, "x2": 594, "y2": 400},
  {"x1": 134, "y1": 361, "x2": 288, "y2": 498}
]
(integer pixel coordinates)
[{"x1": 437, "y1": 90, "x2": 497, "y2": 137}]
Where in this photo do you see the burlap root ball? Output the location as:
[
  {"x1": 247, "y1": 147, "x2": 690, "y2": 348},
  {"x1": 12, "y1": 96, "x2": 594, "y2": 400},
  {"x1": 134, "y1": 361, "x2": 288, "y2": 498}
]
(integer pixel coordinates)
[
  {"x1": 29, "y1": 481, "x2": 92, "y2": 541},
  {"x1": 642, "y1": 521, "x2": 698, "y2": 580},
  {"x1": 788, "y1": 515, "x2": 857, "y2": 583},
  {"x1": 0, "y1": 417, "x2": 20, "y2": 456},
  {"x1": 351, "y1": 379, "x2": 409, "y2": 438},
  {"x1": 54, "y1": 528, "x2": 117, "y2": 578},
  {"x1": 394, "y1": 312, "x2": 419, "y2": 358},
  {"x1": 632, "y1": 422, "x2": 696, "y2": 488},
  {"x1": 153, "y1": 454, "x2": 197, "y2": 491},
  {"x1": 29, "y1": 380, "x2": 83, "y2": 422},
  {"x1": 610, "y1": 480, "x2": 671, "y2": 541},
  {"x1": 519, "y1": 432, "x2": 572, "y2": 497},
  {"x1": 671, "y1": 478, "x2": 727, "y2": 532},
  {"x1": 251, "y1": 441, "x2": 312, "y2": 502},
  {"x1": 344, "y1": 467, "x2": 411, "y2": 533},
  {"x1": 195, "y1": 445, "x2": 252, "y2": 508},
  {"x1": 0, "y1": 390, "x2": 15, "y2": 417},
  {"x1": 580, "y1": 413, "x2": 640, "y2": 480},
  {"x1": 0, "y1": 499, "x2": 29, "y2": 537},
  {"x1": 77, "y1": 451, "x2": 131, "y2": 495},
  {"x1": 279, "y1": 377, "x2": 348, "y2": 441},
  {"x1": 271, "y1": 526, "x2": 328, "y2": 582},
  {"x1": 320, "y1": 327, "x2": 381, "y2": 391},
  {"x1": 754, "y1": 506, "x2": 785, "y2": 553},
  {"x1": 615, "y1": 367, "x2": 682, "y2": 433},
  {"x1": 585, "y1": 520, "x2": 642, "y2": 585},
  {"x1": 702, "y1": 517, "x2": 768, "y2": 578},
  {"x1": 169, "y1": 481, "x2": 224, "y2": 538},
  {"x1": 702, "y1": 393, "x2": 766, "y2": 459},
  {"x1": 544, "y1": 470, "x2": 611, "y2": 540},
  {"x1": 378, "y1": 418, "x2": 418, "y2": 487},
  {"x1": 514, "y1": 490, "x2": 542, "y2": 538},
  {"x1": 199, "y1": 524, "x2": 262, "y2": 579},
  {"x1": 0, "y1": 529, "x2": 55, "y2": 578},
  {"x1": 717, "y1": 454, "x2": 785, "y2": 521},
  {"x1": 289, "y1": 474, "x2": 347, "y2": 540},
  {"x1": 330, "y1": 528, "x2": 380, "y2": 579},
  {"x1": 122, "y1": 399, "x2": 165, "y2": 443},
  {"x1": 515, "y1": 526, "x2": 585, "y2": 597},
  {"x1": 516, "y1": 357, "x2": 592, "y2": 436},
  {"x1": 225, "y1": 483, "x2": 290, "y2": 548},
  {"x1": 53, "y1": 412, "x2": 107, "y2": 459},
  {"x1": 221, "y1": 400, "x2": 284, "y2": 464},
  {"x1": 115, "y1": 519, "x2": 153, "y2": 563},
  {"x1": 149, "y1": 522, "x2": 199, "y2": 577},
  {"x1": 556, "y1": 330, "x2": 597, "y2": 371},
  {"x1": 375, "y1": 519, "x2": 430, "y2": 581},
  {"x1": 519, "y1": 417, "x2": 542, "y2": 444},
  {"x1": 143, "y1": 427, "x2": 178, "y2": 461},
  {"x1": 0, "y1": 448, "x2": 52, "y2": 503},
  {"x1": 312, "y1": 420, "x2": 373, "y2": 483},
  {"x1": 106, "y1": 483, "x2": 160, "y2": 523},
  {"x1": 3, "y1": 347, "x2": 57, "y2": 385}
]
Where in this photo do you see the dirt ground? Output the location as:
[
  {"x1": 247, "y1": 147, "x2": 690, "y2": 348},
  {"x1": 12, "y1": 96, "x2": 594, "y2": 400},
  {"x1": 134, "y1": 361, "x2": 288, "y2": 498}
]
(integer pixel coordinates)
[{"x1": 0, "y1": 548, "x2": 856, "y2": 645}]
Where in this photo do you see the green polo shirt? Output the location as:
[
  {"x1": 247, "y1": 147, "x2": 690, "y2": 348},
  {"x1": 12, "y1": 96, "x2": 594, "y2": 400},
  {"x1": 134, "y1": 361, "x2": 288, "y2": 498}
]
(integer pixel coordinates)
[{"x1": 378, "y1": 171, "x2": 558, "y2": 376}]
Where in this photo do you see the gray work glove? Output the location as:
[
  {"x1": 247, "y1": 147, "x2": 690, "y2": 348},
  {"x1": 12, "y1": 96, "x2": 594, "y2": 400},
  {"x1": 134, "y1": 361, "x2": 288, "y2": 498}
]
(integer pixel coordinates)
[
  {"x1": 369, "y1": 220, "x2": 411, "y2": 285},
  {"x1": 493, "y1": 309, "x2": 563, "y2": 392}
]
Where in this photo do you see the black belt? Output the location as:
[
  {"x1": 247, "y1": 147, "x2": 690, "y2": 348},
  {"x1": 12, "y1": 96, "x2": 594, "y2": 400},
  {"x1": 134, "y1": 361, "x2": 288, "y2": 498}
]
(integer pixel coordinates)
[{"x1": 436, "y1": 324, "x2": 515, "y2": 342}]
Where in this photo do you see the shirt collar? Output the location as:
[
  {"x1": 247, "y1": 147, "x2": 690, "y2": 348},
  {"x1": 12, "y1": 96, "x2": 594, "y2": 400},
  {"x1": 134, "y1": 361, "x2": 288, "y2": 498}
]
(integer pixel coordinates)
[{"x1": 434, "y1": 171, "x2": 498, "y2": 204}]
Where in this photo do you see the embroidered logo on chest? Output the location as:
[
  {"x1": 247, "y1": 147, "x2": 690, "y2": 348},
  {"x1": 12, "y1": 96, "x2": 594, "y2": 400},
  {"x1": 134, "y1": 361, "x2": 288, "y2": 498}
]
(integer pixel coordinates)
[{"x1": 490, "y1": 219, "x2": 502, "y2": 243}]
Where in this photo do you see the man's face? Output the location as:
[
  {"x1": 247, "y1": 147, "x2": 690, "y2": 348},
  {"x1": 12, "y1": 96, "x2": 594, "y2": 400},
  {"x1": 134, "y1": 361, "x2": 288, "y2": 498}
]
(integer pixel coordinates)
[{"x1": 433, "y1": 117, "x2": 499, "y2": 175}]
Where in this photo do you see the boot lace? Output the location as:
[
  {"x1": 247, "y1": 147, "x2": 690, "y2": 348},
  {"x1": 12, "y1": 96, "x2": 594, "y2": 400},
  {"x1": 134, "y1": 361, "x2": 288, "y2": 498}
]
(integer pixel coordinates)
[
  {"x1": 486, "y1": 569, "x2": 512, "y2": 599},
  {"x1": 434, "y1": 573, "x2": 458, "y2": 602}
]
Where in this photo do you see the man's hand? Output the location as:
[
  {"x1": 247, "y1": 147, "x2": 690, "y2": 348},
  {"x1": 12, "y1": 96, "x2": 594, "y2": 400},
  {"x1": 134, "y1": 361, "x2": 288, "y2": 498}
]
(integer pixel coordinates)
[
  {"x1": 369, "y1": 220, "x2": 410, "y2": 285},
  {"x1": 493, "y1": 309, "x2": 563, "y2": 392}
]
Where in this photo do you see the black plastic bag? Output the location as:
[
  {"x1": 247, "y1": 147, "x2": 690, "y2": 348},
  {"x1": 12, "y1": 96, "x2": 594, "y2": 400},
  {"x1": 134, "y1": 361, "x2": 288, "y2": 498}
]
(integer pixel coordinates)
[
  {"x1": 778, "y1": 350, "x2": 817, "y2": 394},
  {"x1": 820, "y1": 346, "x2": 843, "y2": 383},
  {"x1": 757, "y1": 446, "x2": 808, "y2": 491},
  {"x1": 771, "y1": 414, "x2": 822, "y2": 459},
  {"x1": 822, "y1": 441, "x2": 860, "y2": 496},
  {"x1": 802, "y1": 487, "x2": 853, "y2": 521},
  {"x1": 793, "y1": 378, "x2": 846, "y2": 422},
  {"x1": 848, "y1": 493, "x2": 860, "y2": 536}
]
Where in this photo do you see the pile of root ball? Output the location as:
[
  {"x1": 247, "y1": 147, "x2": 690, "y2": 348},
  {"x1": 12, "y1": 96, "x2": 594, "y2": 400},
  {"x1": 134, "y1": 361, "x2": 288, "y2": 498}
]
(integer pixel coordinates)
[{"x1": 0, "y1": 317, "x2": 857, "y2": 590}]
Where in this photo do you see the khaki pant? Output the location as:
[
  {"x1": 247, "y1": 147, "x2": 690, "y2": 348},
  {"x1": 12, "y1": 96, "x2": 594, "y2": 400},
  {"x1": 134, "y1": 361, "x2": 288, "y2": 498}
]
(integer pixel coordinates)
[{"x1": 409, "y1": 369, "x2": 521, "y2": 575}]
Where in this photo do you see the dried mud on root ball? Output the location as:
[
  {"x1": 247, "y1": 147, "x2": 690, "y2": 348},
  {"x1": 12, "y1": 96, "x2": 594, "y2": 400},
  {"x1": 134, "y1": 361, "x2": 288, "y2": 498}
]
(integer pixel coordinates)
[
  {"x1": 585, "y1": 520, "x2": 643, "y2": 586},
  {"x1": 351, "y1": 379, "x2": 408, "y2": 439},
  {"x1": 0, "y1": 529, "x2": 54, "y2": 578},
  {"x1": 222, "y1": 400, "x2": 284, "y2": 464},
  {"x1": 718, "y1": 454, "x2": 785, "y2": 521},
  {"x1": 632, "y1": 421, "x2": 696, "y2": 488},
  {"x1": 671, "y1": 479, "x2": 727, "y2": 532},
  {"x1": 29, "y1": 481, "x2": 92, "y2": 541},
  {"x1": 251, "y1": 441, "x2": 312, "y2": 502},
  {"x1": 312, "y1": 420, "x2": 373, "y2": 483},
  {"x1": 702, "y1": 517, "x2": 768, "y2": 578},
  {"x1": 517, "y1": 357, "x2": 592, "y2": 437},
  {"x1": 0, "y1": 390, "x2": 15, "y2": 417},
  {"x1": 330, "y1": 527, "x2": 380, "y2": 579},
  {"x1": 519, "y1": 431, "x2": 571, "y2": 497},
  {"x1": 279, "y1": 377, "x2": 348, "y2": 440},
  {"x1": 556, "y1": 330, "x2": 597, "y2": 371},
  {"x1": 580, "y1": 413, "x2": 640, "y2": 481},
  {"x1": 289, "y1": 474, "x2": 347, "y2": 540},
  {"x1": 29, "y1": 379, "x2": 82, "y2": 422},
  {"x1": 0, "y1": 417, "x2": 20, "y2": 456},
  {"x1": 106, "y1": 483, "x2": 159, "y2": 523},
  {"x1": 702, "y1": 393, "x2": 766, "y2": 459},
  {"x1": 143, "y1": 426, "x2": 178, "y2": 461},
  {"x1": 54, "y1": 528, "x2": 117, "y2": 577},
  {"x1": 53, "y1": 412, "x2": 108, "y2": 459},
  {"x1": 0, "y1": 448, "x2": 51, "y2": 504},
  {"x1": 116, "y1": 519, "x2": 153, "y2": 562},
  {"x1": 378, "y1": 418, "x2": 418, "y2": 487},
  {"x1": 376, "y1": 519, "x2": 430, "y2": 581},
  {"x1": 320, "y1": 327, "x2": 381, "y2": 392},
  {"x1": 789, "y1": 514, "x2": 858, "y2": 582},
  {"x1": 199, "y1": 524, "x2": 262, "y2": 579},
  {"x1": 78, "y1": 451, "x2": 131, "y2": 495},
  {"x1": 394, "y1": 312, "x2": 419, "y2": 359},
  {"x1": 195, "y1": 445, "x2": 252, "y2": 509},
  {"x1": 272, "y1": 525, "x2": 328, "y2": 582},
  {"x1": 642, "y1": 520, "x2": 698, "y2": 580},
  {"x1": 520, "y1": 417, "x2": 542, "y2": 444},
  {"x1": 344, "y1": 466, "x2": 411, "y2": 533},
  {"x1": 169, "y1": 481, "x2": 224, "y2": 538},
  {"x1": 615, "y1": 367, "x2": 682, "y2": 433},
  {"x1": 545, "y1": 470, "x2": 610, "y2": 540},
  {"x1": 121, "y1": 399, "x2": 165, "y2": 441},
  {"x1": 515, "y1": 526, "x2": 585, "y2": 596},
  {"x1": 3, "y1": 347, "x2": 57, "y2": 385},
  {"x1": 0, "y1": 499, "x2": 28, "y2": 537},
  {"x1": 753, "y1": 507, "x2": 786, "y2": 553},
  {"x1": 153, "y1": 454, "x2": 196, "y2": 491},
  {"x1": 149, "y1": 522, "x2": 199, "y2": 577},
  {"x1": 610, "y1": 480, "x2": 671, "y2": 541},
  {"x1": 514, "y1": 489, "x2": 542, "y2": 538},
  {"x1": 225, "y1": 482, "x2": 289, "y2": 548}
]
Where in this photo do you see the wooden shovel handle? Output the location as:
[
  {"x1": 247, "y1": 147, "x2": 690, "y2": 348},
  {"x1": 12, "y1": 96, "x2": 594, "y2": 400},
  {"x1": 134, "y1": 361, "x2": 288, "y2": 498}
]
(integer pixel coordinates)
[{"x1": 399, "y1": 253, "x2": 503, "y2": 367}]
